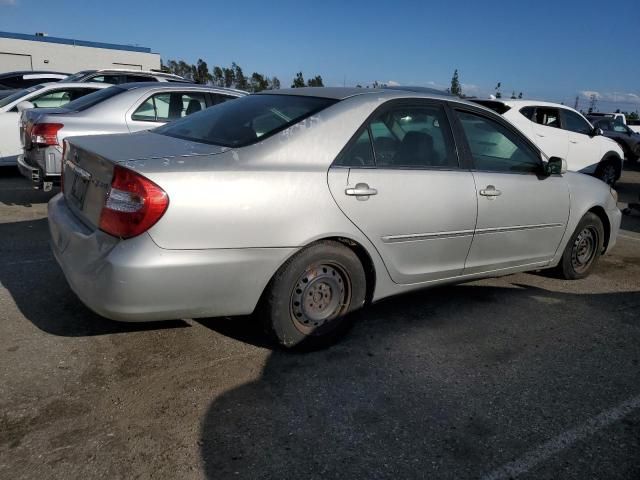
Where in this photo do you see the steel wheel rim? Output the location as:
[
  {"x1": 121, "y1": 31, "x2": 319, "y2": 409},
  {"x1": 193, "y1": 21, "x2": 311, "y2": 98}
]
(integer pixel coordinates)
[
  {"x1": 290, "y1": 263, "x2": 351, "y2": 334},
  {"x1": 571, "y1": 226, "x2": 598, "y2": 273},
  {"x1": 601, "y1": 165, "x2": 617, "y2": 185}
]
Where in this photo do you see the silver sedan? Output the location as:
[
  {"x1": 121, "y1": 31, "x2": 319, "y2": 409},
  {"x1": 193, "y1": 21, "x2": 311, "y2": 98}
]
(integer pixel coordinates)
[
  {"x1": 48, "y1": 88, "x2": 621, "y2": 348},
  {"x1": 18, "y1": 82, "x2": 246, "y2": 189}
]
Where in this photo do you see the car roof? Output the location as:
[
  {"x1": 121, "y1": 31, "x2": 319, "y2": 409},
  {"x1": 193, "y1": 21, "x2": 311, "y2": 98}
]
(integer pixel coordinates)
[
  {"x1": 0, "y1": 70, "x2": 69, "y2": 78},
  {"x1": 85, "y1": 69, "x2": 185, "y2": 79},
  {"x1": 257, "y1": 86, "x2": 477, "y2": 107},
  {"x1": 112, "y1": 81, "x2": 247, "y2": 95}
]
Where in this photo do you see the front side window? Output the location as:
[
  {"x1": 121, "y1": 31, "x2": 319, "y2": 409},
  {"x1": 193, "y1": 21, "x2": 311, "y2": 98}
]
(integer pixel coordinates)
[
  {"x1": 612, "y1": 123, "x2": 629, "y2": 134},
  {"x1": 336, "y1": 104, "x2": 457, "y2": 168},
  {"x1": 155, "y1": 94, "x2": 337, "y2": 147},
  {"x1": 562, "y1": 110, "x2": 592, "y2": 135},
  {"x1": 456, "y1": 110, "x2": 541, "y2": 173}
]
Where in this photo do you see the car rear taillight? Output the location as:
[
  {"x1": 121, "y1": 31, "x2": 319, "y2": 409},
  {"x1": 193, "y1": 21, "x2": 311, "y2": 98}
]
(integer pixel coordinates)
[
  {"x1": 99, "y1": 165, "x2": 169, "y2": 239},
  {"x1": 31, "y1": 123, "x2": 63, "y2": 146}
]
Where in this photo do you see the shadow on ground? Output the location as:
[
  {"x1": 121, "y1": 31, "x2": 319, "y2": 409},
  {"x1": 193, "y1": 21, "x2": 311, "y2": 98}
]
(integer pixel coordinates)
[
  {"x1": 0, "y1": 217, "x2": 189, "y2": 336},
  {"x1": 199, "y1": 283, "x2": 640, "y2": 479}
]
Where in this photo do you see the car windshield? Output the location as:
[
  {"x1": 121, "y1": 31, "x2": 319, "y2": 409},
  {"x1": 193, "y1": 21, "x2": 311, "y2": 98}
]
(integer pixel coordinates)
[
  {"x1": 60, "y1": 86, "x2": 126, "y2": 112},
  {"x1": 155, "y1": 94, "x2": 338, "y2": 147},
  {"x1": 0, "y1": 85, "x2": 45, "y2": 109}
]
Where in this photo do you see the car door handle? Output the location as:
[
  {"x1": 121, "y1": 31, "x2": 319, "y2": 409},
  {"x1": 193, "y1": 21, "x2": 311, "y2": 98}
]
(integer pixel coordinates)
[
  {"x1": 479, "y1": 185, "x2": 502, "y2": 197},
  {"x1": 536, "y1": 133, "x2": 545, "y2": 137},
  {"x1": 570, "y1": 140, "x2": 578, "y2": 144},
  {"x1": 345, "y1": 183, "x2": 378, "y2": 197}
]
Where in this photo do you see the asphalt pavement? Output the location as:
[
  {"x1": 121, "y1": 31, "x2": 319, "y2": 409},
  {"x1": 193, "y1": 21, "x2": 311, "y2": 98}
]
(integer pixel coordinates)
[{"x1": 1, "y1": 166, "x2": 639, "y2": 480}]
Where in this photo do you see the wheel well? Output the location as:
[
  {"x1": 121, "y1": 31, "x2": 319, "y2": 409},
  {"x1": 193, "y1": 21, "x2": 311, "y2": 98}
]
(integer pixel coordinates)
[
  {"x1": 599, "y1": 152, "x2": 622, "y2": 177},
  {"x1": 588, "y1": 206, "x2": 611, "y2": 252},
  {"x1": 329, "y1": 237, "x2": 377, "y2": 304}
]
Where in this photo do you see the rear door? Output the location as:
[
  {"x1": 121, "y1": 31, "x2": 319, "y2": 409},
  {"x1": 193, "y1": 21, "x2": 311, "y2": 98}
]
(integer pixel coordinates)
[
  {"x1": 452, "y1": 107, "x2": 570, "y2": 274},
  {"x1": 523, "y1": 106, "x2": 568, "y2": 159},
  {"x1": 328, "y1": 99, "x2": 478, "y2": 284}
]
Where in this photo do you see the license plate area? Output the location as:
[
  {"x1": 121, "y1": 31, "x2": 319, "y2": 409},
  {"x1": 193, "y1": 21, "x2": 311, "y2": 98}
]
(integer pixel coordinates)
[{"x1": 66, "y1": 161, "x2": 92, "y2": 209}]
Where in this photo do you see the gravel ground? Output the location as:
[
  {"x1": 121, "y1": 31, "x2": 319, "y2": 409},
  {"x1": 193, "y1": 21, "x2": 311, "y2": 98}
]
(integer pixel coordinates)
[{"x1": 1, "y1": 165, "x2": 639, "y2": 480}]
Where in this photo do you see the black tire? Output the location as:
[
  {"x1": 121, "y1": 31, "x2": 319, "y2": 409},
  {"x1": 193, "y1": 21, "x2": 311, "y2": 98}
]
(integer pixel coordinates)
[
  {"x1": 594, "y1": 159, "x2": 619, "y2": 186},
  {"x1": 261, "y1": 240, "x2": 367, "y2": 349},
  {"x1": 556, "y1": 212, "x2": 605, "y2": 280}
]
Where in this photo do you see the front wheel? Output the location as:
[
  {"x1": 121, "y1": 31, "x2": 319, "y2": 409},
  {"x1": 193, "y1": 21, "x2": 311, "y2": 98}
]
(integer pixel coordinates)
[
  {"x1": 594, "y1": 159, "x2": 619, "y2": 186},
  {"x1": 556, "y1": 212, "x2": 605, "y2": 280},
  {"x1": 261, "y1": 241, "x2": 367, "y2": 349}
]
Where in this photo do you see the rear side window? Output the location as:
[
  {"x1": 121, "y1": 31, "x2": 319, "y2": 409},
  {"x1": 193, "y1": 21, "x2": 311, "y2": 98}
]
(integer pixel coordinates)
[
  {"x1": 132, "y1": 91, "x2": 209, "y2": 122},
  {"x1": 30, "y1": 88, "x2": 99, "y2": 108},
  {"x1": 88, "y1": 75, "x2": 121, "y2": 85},
  {"x1": 125, "y1": 75, "x2": 157, "y2": 83},
  {"x1": 337, "y1": 104, "x2": 457, "y2": 168},
  {"x1": 530, "y1": 107, "x2": 561, "y2": 128},
  {"x1": 155, "y1": 94, "x2": 337, "y2": 147}
]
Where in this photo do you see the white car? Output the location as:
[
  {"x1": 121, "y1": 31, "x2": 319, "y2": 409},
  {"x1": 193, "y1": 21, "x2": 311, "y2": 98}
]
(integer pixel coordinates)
[
  {"x1": 473, "y1": 100, "x2": 625, "y2": 185},
  {"x1": 0, "y1": 82, "x2": 108, "y2": 166}
]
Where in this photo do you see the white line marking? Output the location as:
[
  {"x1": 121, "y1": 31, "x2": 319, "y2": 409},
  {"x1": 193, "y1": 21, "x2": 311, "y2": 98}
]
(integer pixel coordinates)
[
  {"x1": 619, "y1": 234, "x2": 640, "y2": 242},
  {"x1": 480, "y1": 394, "x2": 640, "y2": 480}
]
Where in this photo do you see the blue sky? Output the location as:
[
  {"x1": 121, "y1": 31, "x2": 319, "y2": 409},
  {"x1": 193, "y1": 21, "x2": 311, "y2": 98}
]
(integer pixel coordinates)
[{"x1": 1, "y1": 0, "x2": 637, "y2": 112}]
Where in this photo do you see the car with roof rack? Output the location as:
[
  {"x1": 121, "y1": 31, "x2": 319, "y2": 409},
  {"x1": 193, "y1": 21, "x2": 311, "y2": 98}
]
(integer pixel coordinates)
[
  {"x1": 48, "y1": 87, "x2": 621, "y2": 348},
  {"x1": 63, "y1": 69, "x2": 191, "y2": 85},
  {"x1": 0, "y1": 70, "x2": 69, "y2": 90},
  {"x1": 471, "y1": 99, "x2": 624, "y2": 186},
  {"x1": 19, "y1": 82, "x2": 245, "y2": 189}
]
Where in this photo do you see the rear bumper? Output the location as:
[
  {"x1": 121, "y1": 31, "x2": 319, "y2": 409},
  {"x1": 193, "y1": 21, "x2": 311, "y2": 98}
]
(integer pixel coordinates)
[{"x1": 48, "y1": 194, "x2": 296, "y2": 322}]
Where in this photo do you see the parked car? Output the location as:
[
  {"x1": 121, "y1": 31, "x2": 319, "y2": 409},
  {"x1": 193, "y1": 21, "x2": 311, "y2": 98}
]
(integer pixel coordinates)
[
  {"x1": 0, "y1": 70, "x2": 69, "y2": 89},
  {"x1": 588, "y1": 116, "x2": 640, "y2": 164},
  {"x1": 62, "y1": 69, "x2": 190, "y2": 85},
  {"x1": 472, "y1": 100, "x2": 625, "y2": 185},
  {"x1": 0, "y1": 82, "x2": 108, "y2": 166},
  {"x1": 48, "y1": 88, "x2": 621, "y2": 348},
  {"x1": 19, "y1": 82, "x2": 245, "y2": 189},
  {"x1": 627, "y1": 119, "x2": 640, "y2": 134},
  {"x1": 588, "y1": 112, "x2": 627, "y2": 125}
]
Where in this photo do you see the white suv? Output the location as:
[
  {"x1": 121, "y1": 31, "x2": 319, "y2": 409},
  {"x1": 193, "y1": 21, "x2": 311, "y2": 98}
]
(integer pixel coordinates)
[{"x1": 473, "y1": 100, "x2": 624, "y2": 185}]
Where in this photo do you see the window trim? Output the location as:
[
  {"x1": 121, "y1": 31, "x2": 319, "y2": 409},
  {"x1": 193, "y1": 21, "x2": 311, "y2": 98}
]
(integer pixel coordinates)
[
  {"x1": 451, "y1": 105, "x2": 545, "y2": 176},
  {"x1": 331, "y1": 98, "x2": 463, "y2": 171}
]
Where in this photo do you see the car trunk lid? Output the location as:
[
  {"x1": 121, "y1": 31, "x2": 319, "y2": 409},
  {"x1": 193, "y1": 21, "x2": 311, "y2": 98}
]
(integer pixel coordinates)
[{"x1": 62, "y1": 131, "x2": 229, "y2": 230}]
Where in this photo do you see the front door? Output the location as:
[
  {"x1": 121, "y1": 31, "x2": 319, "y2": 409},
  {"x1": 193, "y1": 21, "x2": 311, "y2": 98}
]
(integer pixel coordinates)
[
  {"x1": 561, "y1": 108, "x2": 601, "y2": 172},
  {"x1": 328, "y1": 101, "x2": 477, "y2": 284},
  {"x1": 453, "y1": 108, "x2": 570, "y2": 274}
]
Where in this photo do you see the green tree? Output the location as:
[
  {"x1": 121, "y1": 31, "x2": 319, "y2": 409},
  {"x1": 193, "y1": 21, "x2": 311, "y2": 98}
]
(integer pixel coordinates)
[
  {"x1": 194, "y1": 59, "x2": 212, "y2": 85},
  {"x1": 291, "y1": 72, "x2": 305, "y2": 88},
  {"x1": 250, "y1": 72, "x2": 269, "y2": 92},
  {"x1": 268, "y1": 76, "x2": 281, "y2": 90},
  {"x1": 232, "y1": 63, "x2": 248, "y2": 90},
  {"x1": 307, "y1": 75, "x2": 324, "y2": 87},
  {"x1": 222, "y1": 67, "x2": 235, "y2": 88},
  {"x1": 212, "y1": 66, "x2": 224, "y2": 87},
  {"x1": 628, "y1": 111, "x2": 639, "y2": 121},
  {"x1": 450, "y1": 69, "x2": 462, "y2": 96}
]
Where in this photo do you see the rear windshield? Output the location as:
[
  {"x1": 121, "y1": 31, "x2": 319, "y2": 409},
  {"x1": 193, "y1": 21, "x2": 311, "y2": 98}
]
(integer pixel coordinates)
[
  {"x1": 155, "y1": 94, "x2": 338, "y2": 147},
  {"x1": 0, "y1": 85, "x2": 44, "y2": 109},
  {"x1": 61, "y1": 86, "x2": 125, "y2": 112}
]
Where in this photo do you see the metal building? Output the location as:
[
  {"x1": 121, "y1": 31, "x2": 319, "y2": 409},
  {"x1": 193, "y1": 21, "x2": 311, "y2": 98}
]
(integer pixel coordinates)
[{"x1": 0, "y1": 31, "x2": 161, "y2": 74}]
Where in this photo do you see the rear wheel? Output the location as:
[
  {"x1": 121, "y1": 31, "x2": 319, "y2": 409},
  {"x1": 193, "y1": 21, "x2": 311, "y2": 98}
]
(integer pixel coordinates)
[
  {"x1": 556, "y1": 212, "x2": 604, "y2": 280},
  {"x1": 261, "y1": 241, "x2": 367, "y2": 349},
  {"x1": 594, "y1": 159, "x2": 619, "y2": 186}
]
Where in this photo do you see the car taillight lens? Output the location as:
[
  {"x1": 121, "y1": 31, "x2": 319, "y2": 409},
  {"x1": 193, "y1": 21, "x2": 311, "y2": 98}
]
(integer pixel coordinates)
[
  {"x1": 99, "y1": 165, "x2": 169, "y2": 239},
  {"x1": 31, "y1": 123, "x2": 63, "y2": 146}
]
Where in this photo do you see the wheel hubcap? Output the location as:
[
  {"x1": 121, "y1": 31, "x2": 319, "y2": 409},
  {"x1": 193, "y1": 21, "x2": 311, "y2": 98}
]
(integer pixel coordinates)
[
  {"x1": 290, "y1": 263, "x2": 350, "y2": 333},
  {"x1": 571, "y1": 226, "x2": 598, "y2": 273}
]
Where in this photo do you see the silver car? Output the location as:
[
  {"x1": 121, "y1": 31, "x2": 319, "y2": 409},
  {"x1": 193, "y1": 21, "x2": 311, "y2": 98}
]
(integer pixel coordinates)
[
  {"x1": 48, "y1": 88, "x2": 621, "y2": 348},
  {"x1": 19, "y1": 82, "x2": 245, "y2": 189}
]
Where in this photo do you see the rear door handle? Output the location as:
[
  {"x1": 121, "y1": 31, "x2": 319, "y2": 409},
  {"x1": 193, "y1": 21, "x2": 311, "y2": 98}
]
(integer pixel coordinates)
[
  {"x1": 570, "y1": 140, "x2": 578, "y2": 144},
  {"x1": 479, "y1": 185, "x2": 502, "y2": 198},
  {"x1": 345, "y1": 183, "x2": 378, "y2": 199}
]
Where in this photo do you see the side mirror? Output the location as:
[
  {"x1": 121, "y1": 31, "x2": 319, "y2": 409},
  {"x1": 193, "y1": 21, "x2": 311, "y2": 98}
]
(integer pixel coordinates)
[
  {"x1": 591, "y1": 127, "x2": 603, "y2": 136},
  {"x1": 544, "y1": 156, "x2": 567, "y2": 175},
  {"x1": 16, "y1": 100, "x2": 35, "y2": 112}
]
